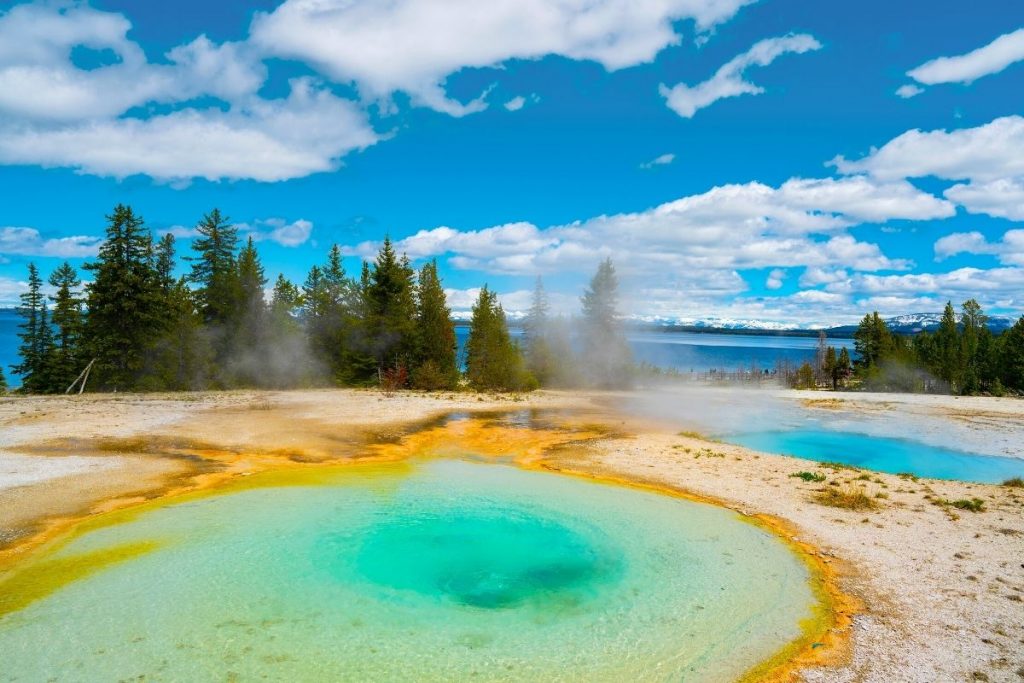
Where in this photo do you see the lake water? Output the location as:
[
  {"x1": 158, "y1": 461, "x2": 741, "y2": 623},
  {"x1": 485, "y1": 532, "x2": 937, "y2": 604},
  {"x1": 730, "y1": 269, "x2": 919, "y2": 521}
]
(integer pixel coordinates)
[
  {"x1": 0, "y1": 309, "x2": 849, "y2": 385},
  {"x1": 453, "y1": 323, "x2": 851, "y2": 373},
  {"x1": 0, "y1": 459, "x2": 819, "y2": 682}
]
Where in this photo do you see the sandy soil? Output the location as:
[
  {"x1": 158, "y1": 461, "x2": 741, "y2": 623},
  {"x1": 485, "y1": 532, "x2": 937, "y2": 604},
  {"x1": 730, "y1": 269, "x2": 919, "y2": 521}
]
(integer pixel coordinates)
[{"x1": 0, "y1": 388, "x2": 1022, "y2": 682}]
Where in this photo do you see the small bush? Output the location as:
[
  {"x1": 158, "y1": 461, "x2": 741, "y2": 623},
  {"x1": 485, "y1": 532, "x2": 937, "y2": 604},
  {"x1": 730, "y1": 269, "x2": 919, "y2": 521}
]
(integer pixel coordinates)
[
  {"x1": 897, "y1": 472, "x2": 919, "y2": 482},
  {"x1": 932, "y1": 497, "x2": 986, "y2": 513},
  {"x1": 951, "y1": 498, "x2": 986, "y2": 512},
  {"x1": 790, "y1": 471, "x2": 826, "y2": 482},
  {"x1": 815, "y1": 485, "x2": 878, "y2": 511},
  {"x1": 1002, "y1": 477, "x2": 1024, "y2": 488},
  {"x1": 410, "y1": 359, "x2": 458, "y2": 391}
]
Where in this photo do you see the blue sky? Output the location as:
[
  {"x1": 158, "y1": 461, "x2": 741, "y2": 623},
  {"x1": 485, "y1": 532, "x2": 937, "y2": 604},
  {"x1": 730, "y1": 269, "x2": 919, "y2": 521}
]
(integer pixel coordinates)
[{"x1": 0, "y1": 0, "x2": 1023, "y2": 326}]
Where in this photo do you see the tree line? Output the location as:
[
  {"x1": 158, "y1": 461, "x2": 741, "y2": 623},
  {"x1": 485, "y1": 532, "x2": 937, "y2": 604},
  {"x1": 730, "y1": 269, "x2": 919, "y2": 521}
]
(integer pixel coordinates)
[
  {"x1": 809, "y1": 299, "x2": 1024, "y2": 395},
  {"x1": 5, "y1": 205, "x2": 633, "y2": 394}
]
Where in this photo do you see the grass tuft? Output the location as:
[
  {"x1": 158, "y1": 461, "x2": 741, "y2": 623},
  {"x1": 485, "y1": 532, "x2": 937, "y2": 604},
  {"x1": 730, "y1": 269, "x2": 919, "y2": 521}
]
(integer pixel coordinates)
[
  {"x1": 790, "y1": 471, "x2": 826, "y2": 482},
  {"x1": 819, "y1": 461, "x2": 860, "y2": 472},
  {"x1": 1002, "y1": 477, "x2": 1023, "y2": 488},
  {"x1": 815, "y1": 485, "x2": 878, "y2": 511}
]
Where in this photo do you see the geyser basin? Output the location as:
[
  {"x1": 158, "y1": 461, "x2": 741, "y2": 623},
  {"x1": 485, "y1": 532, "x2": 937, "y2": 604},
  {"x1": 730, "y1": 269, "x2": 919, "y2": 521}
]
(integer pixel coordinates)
[
  {"x1": 0, "y1": 460, "x2": 820, "y2": 682},
  {"x1": 726, "y1": 429, "x2": 1024, "y2": 483}
]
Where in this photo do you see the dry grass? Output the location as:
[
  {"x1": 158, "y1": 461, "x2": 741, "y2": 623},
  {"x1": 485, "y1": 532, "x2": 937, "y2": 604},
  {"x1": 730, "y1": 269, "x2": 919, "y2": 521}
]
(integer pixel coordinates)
[{"x1": 815, "y1": 485, "x2": 879, "y2": 511}]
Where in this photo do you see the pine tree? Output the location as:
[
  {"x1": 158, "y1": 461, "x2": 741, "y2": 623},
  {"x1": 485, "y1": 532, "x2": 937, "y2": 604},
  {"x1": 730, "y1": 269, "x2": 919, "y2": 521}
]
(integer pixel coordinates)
[
  {"x1": 141, "y1": 279, "x2": 213, "y2": 391},
  {"x1": 83, "y1": 204, "x2": 164, "y2": 390},
  {"x1": 523, "y1": 276, "x2": 560, "y2": 385},
  {"x1": 465, "y1": 286, "x2": 532, "y2": 391},
  {"x1": 580, "y1": 258, "x2": 632, "y2": 388},
  {"x1": 318, "y1": 245, "x2": 364, "y2": 384},
  {"x1": 228, "y1": 237, "x2": 269, "y2": 386},
  {"x1": 364, "y1": 238, "x2": 417, "y2": 380},
  {"x1": 836, "y1": 347, "x2": 852, "y2": 386},
  {"x1": 412, "y1": 260, "x2": 458, "y2": 390},
  {"x1": 936, "y1": 301, "x2": 961, "y2": 389},
  {"x1": 47, "y1": 262, "x2": 85, "y2": 391},
  {"x1": 823, "y1": 345, "x2": 837, "y2": 389},
  {"x1": 960, "y1": 299, "x2": 987, "y2": 394},
  {"x1": 1000, "y1": 316, "x2": 1024, "y2": 392},
  {"x1": 0, "y1": 366, "x2": 7, "y2": 394},
  {"x1": 12, "y1": 263, "x2": 54, "y2": 392},
  {"x1": 188, "y1": 208, "x2": 239, "y2": 327},
  {"x1": 154, "y1": 233, "x2": 177, "y2": 295}
]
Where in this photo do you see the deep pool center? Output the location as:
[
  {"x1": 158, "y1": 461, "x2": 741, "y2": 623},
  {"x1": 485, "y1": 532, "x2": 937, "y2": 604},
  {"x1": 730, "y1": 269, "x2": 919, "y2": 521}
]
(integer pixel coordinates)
[{"x1": 0, "y1": 418, "x2": 834, "y2": 682}]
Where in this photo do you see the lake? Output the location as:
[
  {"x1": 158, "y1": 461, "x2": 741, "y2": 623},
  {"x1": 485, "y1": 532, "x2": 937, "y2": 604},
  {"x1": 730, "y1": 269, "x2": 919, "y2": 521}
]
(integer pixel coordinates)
[{"x1": 0, "y1": 308, "x2": 850, "y2": 386}]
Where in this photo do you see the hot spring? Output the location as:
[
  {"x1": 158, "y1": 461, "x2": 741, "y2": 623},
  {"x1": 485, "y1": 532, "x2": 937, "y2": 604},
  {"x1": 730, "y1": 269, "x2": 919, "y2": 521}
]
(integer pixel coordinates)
[{"x1": 0, "y1": 455, "x2": 824, "y2": 681}]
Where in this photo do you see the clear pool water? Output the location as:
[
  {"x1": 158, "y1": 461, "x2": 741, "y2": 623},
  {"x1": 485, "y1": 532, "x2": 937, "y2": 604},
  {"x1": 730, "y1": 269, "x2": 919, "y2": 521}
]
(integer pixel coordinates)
[
  {"x1": 0, "y1": 460, "x2": 819, "y2": 682},
  {"x1": 727, "y1": 429, "x2": 1024, "y2": 483}
]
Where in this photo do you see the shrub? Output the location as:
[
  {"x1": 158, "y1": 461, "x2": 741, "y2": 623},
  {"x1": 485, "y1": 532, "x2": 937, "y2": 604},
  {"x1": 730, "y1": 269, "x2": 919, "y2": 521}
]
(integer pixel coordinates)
[
  {"x1": 815, "y1": 485, "x2": 878, "y2": 511},
  {"x1": 1003, "y1": 477, "x2": 1024, "y2": 488},
  {"x1": 951, "y1": 498, "x2": 985, "y2": 512},
  {"x1": 410, "y1": 359, "x2": 458, "y2": 391},
  {"x1": 790, "y1": 471, "x2": 826, "y2": 482}
]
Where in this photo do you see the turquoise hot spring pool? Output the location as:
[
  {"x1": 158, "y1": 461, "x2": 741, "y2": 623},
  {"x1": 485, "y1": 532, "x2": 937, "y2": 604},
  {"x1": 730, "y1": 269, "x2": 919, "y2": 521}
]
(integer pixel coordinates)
[
  {"x1": 0, "y1": 459, "x2": 823, "y2": 682},
  {"x1": 725, "y1": 429, "x2": 1024, "y2": 483}
]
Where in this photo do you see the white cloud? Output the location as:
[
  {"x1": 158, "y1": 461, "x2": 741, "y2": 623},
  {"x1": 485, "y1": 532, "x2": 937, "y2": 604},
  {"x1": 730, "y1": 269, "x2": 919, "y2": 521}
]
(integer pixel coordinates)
[
  {"x1": 0, "y1": 79, "x2": 378, "y2": 183},
  {"x1": 907, "y1": 27, "x2": 1024, "y2": 87},
  {"x1": 659, "y1": 33, "x2": 821, "y2": 118},
  {"x1": 765, "y1": 268, "x2": 786, "y2": 289},
  {"x1": 0, "y1": 226, "x2": 101, "y2": 258},
  {"x1": 250, "y1": 0, "x2": 756, "y2": 115},
  {"x1": 640, "y1": 153, "x2": 675, "y2": 169},
  {"x1": 895, "y1": 84, "x2": 923, "y2": 98},
  {"x1": 833, "y1": 116, "x2": 1024, "y2": 221},
  {"x1": 833, "y1": 115, "x2": 1024, "y2": 183},
  {"x1": 504, "y1": 96, "x2": 526, "y2": 112},
  {"x1": 0, "y1": 4, "x2": 375, "y2": 184},
  {"x1": 159, "y1": 225, "x2": 200, "y2": 239},
  {"x1": 347, "y1": 175, "x2": 948, "y2": 280},
  {"x1": 0, "y1": 276, "x2": 28, "y2": 307},
  {"x1": 935, "y1": 229, "x2": 1024, "y2": 266},
  {"x1": 944, "y1": 178, "x2": 1024, "y2": 220},
  {"x1": 0, "y1": 4, "x2": 265, "y2": 122},
  {"x1": 240, "y1": 218, "x2": 313, "y2": 247},
  {"x1": 799, "y1": 267, "x2": 848, "y2": 287}
]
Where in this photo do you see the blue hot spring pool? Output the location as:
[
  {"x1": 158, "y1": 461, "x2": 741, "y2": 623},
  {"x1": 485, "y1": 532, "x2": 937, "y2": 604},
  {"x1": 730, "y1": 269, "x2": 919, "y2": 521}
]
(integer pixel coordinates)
[
  {"x1": 726, "y1": 429, "x2": 1024, "y2": 483},
  {"x1": 0, "y1": 459, "x2": 822, "y2": 682}
]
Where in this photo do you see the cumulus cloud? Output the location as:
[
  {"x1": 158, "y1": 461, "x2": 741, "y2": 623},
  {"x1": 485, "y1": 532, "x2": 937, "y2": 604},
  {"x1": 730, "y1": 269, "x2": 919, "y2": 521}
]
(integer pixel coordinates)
[
  {"x1": 906, "y1": 27, "x2": 1024, "y2": 87},
  {"x1": 240, "y1": 218, "x2": 313, "y2": 247},
  {"x1": 765, "y1": 268, "x2": 786, "y2": 289},
  {"x1": 640, "y1": 153, "x2": 675, "y2": 169},
  {"x1": 659, "y1": 33, "x2": 821, "y2": 118},
  {"x1": 833, "y1": 115, "x2": 1024, "y2": 183},
  {"x1": 347, "y1": 175, "x2": 948, "y2": 279},
  {"x1": 0, "y1": 4, "x2": 375, "y2": 184},
  {"x1": 250, "y1": 0, "x2": 756, "y2": 115},
  {"x1": 935, "y1": 229, "x2": 1024, "y2": 266},
  {"x1": 944, "y1": 178, "x2": 1024, "y2": 220},
  {"x1": 0, "y1": 3, "x2": 265, "y2": 122},
  {"x1": 0, "y1": 276, "x2": 28, "y2": 306},
  {"x1": 0, "y1": 79, "x2": 378, "y2": 183},
  {"x1": 0, "y1": 226, "x2": 102, "y2": 258},
  {"x1": 833, "y1": 116, "x2": 1024, "y2": 221}
]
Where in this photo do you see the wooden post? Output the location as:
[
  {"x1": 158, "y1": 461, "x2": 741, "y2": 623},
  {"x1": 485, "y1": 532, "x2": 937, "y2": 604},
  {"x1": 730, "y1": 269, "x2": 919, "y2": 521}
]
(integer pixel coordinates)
[{"x1": 65, "y1": 359, "x2": 96, "y2": 395}]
